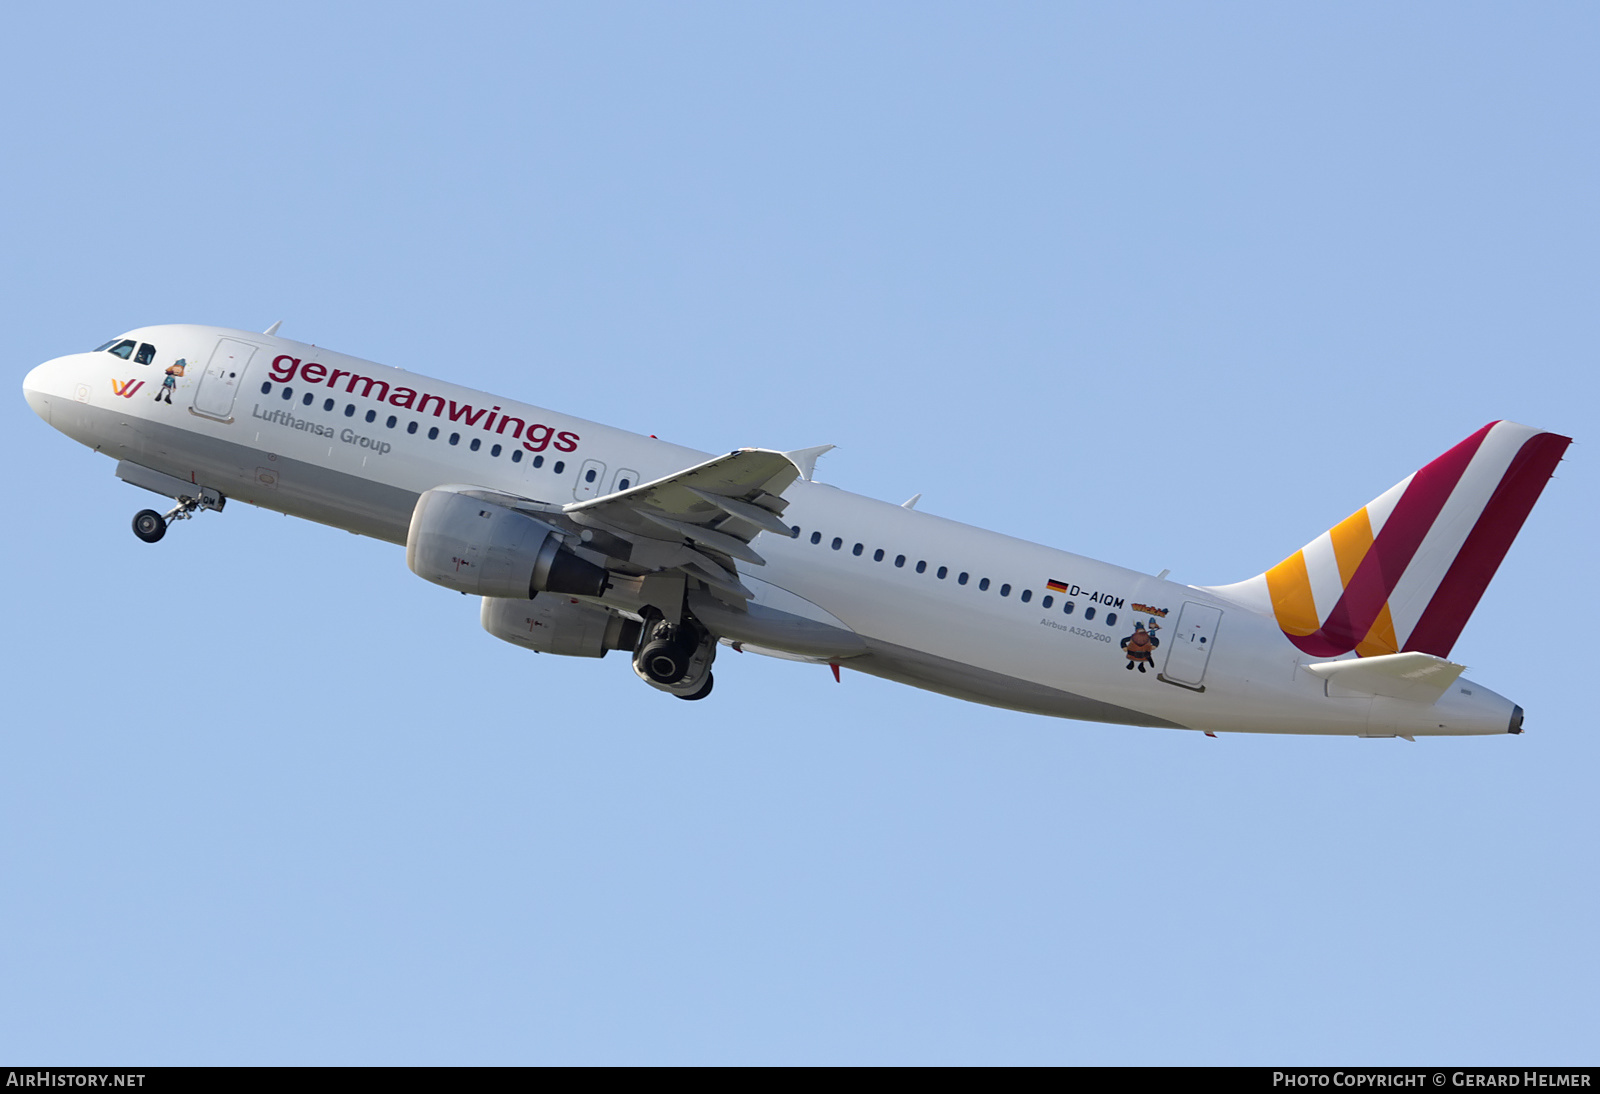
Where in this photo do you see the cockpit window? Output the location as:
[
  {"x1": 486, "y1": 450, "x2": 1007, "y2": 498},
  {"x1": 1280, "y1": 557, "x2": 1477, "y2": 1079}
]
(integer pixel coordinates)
[
  {"x1": 107, "y1": 339, "x2": 136, "y2": 360},
  {"x1": 93, "y1": 339, "x2": 118, "y2": 352},
  {"x1": 134, "y1": 343, "x2": 156, "y2": 365}
]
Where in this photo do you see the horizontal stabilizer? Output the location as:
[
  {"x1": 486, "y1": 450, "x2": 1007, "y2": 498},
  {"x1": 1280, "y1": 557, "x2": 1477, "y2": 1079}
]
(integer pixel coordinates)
[{"x1": 1303, "y1": 652, "x2": 1465, "y2": 703}]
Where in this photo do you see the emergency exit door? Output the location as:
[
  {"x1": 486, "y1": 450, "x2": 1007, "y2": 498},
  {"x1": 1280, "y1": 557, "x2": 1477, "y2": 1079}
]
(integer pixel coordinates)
[{"x1": 573, "y1": 458, "x2": 607, "y2": 501}]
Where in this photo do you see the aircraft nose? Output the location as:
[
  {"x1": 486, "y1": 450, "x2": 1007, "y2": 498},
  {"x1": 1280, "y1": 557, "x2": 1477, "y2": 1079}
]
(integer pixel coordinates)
[
  {"x1": 22, "y1": 359, "x2": 57, "y2": 421},
  {"x1": 23, "y1": 354, "x2": 82, "y2": 424}
]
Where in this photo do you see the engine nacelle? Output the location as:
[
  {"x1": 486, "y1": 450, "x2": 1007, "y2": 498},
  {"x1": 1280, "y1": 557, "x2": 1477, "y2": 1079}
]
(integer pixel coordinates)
[
  {"x1": 481, "y1": 595, "x2": 641, "y2": 658},
  {"x1": 407, "y1": 486, "x2": 609, "y2": 599}
]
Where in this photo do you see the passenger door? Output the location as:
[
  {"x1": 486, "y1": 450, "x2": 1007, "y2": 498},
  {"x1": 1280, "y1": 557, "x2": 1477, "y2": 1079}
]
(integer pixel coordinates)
[{"x1": 192, "y1": 338, "x2": 257, "y2": 421}]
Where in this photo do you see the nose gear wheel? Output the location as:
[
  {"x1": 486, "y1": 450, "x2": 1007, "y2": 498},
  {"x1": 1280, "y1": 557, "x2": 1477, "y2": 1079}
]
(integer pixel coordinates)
[{"x1": 129, "y1": 489, "x2": 223, "y2": 543}]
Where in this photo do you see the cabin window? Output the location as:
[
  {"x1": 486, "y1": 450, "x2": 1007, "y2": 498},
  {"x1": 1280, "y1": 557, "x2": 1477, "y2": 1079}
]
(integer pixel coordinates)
[
  {"x1": 512, "y1": 449, "x2": 523, "y2": 463},
  {"x1": 553, "y1": 461, "x2": 565, "y2": 474},
  {"x1": 618, "y1": 478, "x2": 631, "y2": 490},
  {"x1": 386, "y1": 415, "x2": 397, "y2": 428},
  {"x1": 1000, "y1": 584, "x2": 1011, "y2": 597},
  {"x1": 915, "y1": 560, "x2": 927, "y2": 574},
  {"x1": 365, "y1": 409, "x2": 376, "y2": 423},
  {"x1": 428, "y1": 426, "x2": 439, "y2": 440},
  {"x1": 1021, "y1": 589, "x2": 1032, "y2": 603},
  {"x1": 1084, "y1": 606, "x2": 1096, "y2": 620},
  {"x1": 281, "y1": 387, "x2": 293, "y2": 400},
  {"x1": 135, "y1": 343, "x2": 156, "y2": 365},
  {"x1": 260, "y1": 382, "x2": 272, "y2": 395},
  {"x1": 449, "y1": 433, "x2": 460, "y2": 445},
  {"x1": 324, "y1": 398, "x2": 335, "y2": 412},
  {"x1": 852, "y1": 543, "x2": 863, "y2": 556},
  {"x1": 791, "y1": 526, "x2": 802, "y2": 538},
  {"x1": 979, "y1": 578, "x2": 990, "y2": 591},
  {"x1": 1106, "y1": 612, "x2": 1117, "y2": 627},
  {"x1": 1064, "y1": 601, "x2": 1075, "y2": 615},
  {"x1": 532, "y1": 455, "x2": 544, "y2": 468},
  {"x1": 491, "y1": 443, "x2": 502, "y2": 457},
  {"x1": 344, "y1": 404, "x2": 355, "y2": 417},
  {"x1": 1042, "y1": 595, "x2": 1053, "y2": 608},
  {"x1": 108, "y1": 340, "x2": 136, "y2": 360},
  {"x1": 958, "y1": 572, "x2": 969, "y2": 585},
  {"x1": 873, "y1": 548, "x2": 884, "y2": 562},
  {"x1": 407, "y1": 421, "x2": 418, "y2": 434},
  {"x1": 831, "y1": 537, "x2": 842, "y2": 551},
  {"x1": 936, "y1": 565, "x2": 948, "y2": 579},
  {"x1": 470, "y1": 438, "x2": 481, "y2": 451},
  {"x1": 303, "y1": 393, "x2": 314, "y2": 406},
  {"x1": 895, "y1": 555, "x2": 906, "y2": 568},
  {"x1": 811, "y1": 531, "x2": 822, "y2": 545},
  {"x1": 585, "y1": 468, "x2": 597, "y2": 483}
]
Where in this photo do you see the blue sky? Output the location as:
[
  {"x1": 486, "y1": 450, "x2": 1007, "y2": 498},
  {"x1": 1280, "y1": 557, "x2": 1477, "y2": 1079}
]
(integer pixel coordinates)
[{"x1": 2, "y1": 2, "x2": 1595, "y2": 1064}]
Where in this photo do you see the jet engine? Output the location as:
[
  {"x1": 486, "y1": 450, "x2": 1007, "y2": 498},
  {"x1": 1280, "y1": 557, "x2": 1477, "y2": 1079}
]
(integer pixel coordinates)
[
  {"x1": 406, "y1": 486, "x2": 609, "y2": 599},
  {"x1": 481, "y1": 594, "x2": 641, "y2": 657}
]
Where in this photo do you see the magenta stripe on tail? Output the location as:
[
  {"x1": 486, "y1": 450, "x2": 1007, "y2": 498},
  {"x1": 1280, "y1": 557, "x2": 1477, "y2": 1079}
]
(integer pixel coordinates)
[
  {"x1": 1287, "y1": 423, "x2": 1494, "y2": 657},
  {"x1": 1402, "y1": 431, "x2": 1570, "y2": 657}
]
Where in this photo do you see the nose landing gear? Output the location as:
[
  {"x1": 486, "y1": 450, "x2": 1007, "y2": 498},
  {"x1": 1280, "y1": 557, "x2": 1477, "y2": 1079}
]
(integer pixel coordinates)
[
  {"x1": 130, "y1": 488, "x2": 225, "y2": 544},
  {"x1": 132, "y1": 509, "x2": 168, "y2": 543}
]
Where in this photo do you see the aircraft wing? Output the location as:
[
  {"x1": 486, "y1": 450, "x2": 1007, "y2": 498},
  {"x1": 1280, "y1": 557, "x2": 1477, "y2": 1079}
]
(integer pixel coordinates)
[{"x1": 549, "y1": 446, "x2": 830, "y2": 600}]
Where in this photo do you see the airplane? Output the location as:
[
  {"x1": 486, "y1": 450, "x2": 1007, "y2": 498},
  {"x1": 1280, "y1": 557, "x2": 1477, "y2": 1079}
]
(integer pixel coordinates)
[{"x1": 22, "y1": 323, "x2": 1570, "y2": 738}]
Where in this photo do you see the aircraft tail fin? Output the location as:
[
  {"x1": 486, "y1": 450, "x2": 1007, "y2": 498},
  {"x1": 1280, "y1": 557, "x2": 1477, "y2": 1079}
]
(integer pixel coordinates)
[{"x1": 1208, "y1": 421, "x2": 1569, "y2": 658}]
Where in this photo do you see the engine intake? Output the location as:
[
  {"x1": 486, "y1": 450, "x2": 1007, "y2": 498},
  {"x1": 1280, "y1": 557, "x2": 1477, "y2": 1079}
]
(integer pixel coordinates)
[{"x1": 407, "y1": 487, "x2": 608, "y2": 599}]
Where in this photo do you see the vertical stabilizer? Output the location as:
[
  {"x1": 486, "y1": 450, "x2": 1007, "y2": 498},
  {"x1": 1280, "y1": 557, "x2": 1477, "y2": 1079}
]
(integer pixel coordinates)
[{"x1": 1208, "y1": 421, "x2": 1569, "y2": 658}]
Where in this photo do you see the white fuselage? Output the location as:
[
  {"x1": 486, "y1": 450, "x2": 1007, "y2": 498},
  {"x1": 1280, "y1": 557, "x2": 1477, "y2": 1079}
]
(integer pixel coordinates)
[{"x1": 23, "y1": 324, "x2": 1521, "y2": 737}]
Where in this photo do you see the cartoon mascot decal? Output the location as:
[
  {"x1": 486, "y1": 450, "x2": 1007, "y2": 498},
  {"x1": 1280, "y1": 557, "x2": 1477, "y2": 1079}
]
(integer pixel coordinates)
[
  {"x1": 155, "y1": 358, "x2": 186, "y2": 405},
  {"x1": 1120, "y1": 618, "x2": 1161, "y2": 673}
]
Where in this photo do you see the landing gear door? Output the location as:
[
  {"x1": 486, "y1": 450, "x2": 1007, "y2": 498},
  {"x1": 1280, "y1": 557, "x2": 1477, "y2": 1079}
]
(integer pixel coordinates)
[
  {"x1": 573, "y1": 458, "x2": 607, "y2": 502},
  {"x1": 1161, "y1": 602, "x2": 1222, "y2": 687},
  {"x1": 192, "y1": 338, "x2": 256, "y2": 422}
]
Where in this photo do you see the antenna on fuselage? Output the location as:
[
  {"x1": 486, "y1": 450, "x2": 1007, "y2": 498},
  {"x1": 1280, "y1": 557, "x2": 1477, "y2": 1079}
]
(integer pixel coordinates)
[{"x1": 263, "y1": 320, "x2": 282, "y2": 336}]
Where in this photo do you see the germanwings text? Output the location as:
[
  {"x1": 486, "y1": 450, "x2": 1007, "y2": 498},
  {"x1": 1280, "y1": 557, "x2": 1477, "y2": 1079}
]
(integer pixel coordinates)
[{"x1": 267, "y1": 355, "x2": 579, "y2": 455}]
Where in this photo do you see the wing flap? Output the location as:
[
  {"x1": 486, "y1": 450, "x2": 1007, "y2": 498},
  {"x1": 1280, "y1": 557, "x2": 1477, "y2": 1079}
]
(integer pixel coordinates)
[
  {"x1": 685, "y1": 487, "x2": 795, "y2": 537},
  {"x1": 636, "y1": 510, "x2": 767, "y2": 565},
  {"x1": 558, "y1": 446, "x2": 823, "y2": 599},
  {"x1": 564, "y1": 447, "x2": 813, "y2": 559},
  {"x1": 567, "y1": 448, "x2": 802, "y2": 522}
]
